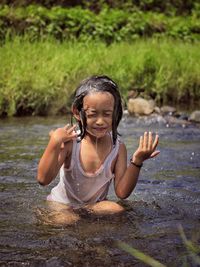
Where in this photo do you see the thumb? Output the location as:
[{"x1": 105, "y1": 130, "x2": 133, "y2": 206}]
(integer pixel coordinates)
[{"x1": 150, "y1": 150, "x2": 160, "y2": 159}]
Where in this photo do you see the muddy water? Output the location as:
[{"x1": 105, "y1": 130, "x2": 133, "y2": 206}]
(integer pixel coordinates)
[{"x1": 0, "y1": 116, "x2": 199, "y2": 267}]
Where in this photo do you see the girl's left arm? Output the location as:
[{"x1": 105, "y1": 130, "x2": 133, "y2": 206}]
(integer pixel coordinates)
[{"x1": 114, "y1": 132, "x2": 159, "y2": 199}]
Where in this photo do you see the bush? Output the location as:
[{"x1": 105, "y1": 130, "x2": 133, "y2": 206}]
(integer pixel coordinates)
[
  {"x1": 0, "y1": 5, "x2": 200, "y2": 43},
  {"x1": 0, "y1": 0, "x2": 199, "y2": 15}
]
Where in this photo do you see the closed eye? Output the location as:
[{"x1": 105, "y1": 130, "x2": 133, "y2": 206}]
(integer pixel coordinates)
[
  {"x1": 103, "y1": 112, "x2": 112, "y2": 117},
  {"x1": 84, "y1": 109, "x2": 113, "y2": 118},
  {"x1": 86, "y1": 113, "x2": 97, "y2": 118}
]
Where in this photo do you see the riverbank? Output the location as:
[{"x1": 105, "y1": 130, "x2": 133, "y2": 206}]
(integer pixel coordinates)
[{"x1": 0, "y1": 38, "x2": 200, "y2": 117}]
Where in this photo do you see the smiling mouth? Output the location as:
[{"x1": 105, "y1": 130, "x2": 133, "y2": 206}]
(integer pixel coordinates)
[{"x1": 93, "y1": 128, "x2": 107, "y2": 132}]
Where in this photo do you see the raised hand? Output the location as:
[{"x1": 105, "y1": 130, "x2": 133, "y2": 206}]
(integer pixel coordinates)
[
  {"x1": 49, "y1": 124, "x2": 77, "y2": 146},
  {"x1": 132, "y1": 132, "x2": 160, "y2": 165}
]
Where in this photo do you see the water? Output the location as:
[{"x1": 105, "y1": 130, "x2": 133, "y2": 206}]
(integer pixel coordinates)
[{"x1": 0, "y1": 116, "x2": 200, "y2": 267}]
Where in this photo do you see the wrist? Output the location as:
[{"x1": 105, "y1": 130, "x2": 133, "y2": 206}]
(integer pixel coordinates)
[
  {"x1": 130, "y1": 157, "x2": 143, "y2": 168},
  {"x1": 131, "y1": 156, "x2": 143, "y2": 166},
  {"x1": 50, "y1": 134, "x2": 63, "y2": 146}
]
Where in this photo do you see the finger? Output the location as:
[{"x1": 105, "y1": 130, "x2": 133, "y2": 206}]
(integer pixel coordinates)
[
  {"x1": 65, "y1": 124, "x2": 77, "y2": 134},
  {"x1": 143, "y1": 132, "x2": 148, "y2": 149},
  {"x1": 148, "y1": 131, "x2": 152, "y2": 150},
  {"x1": 64, "y1": 123, "x2": 70, "y2": 130},
  {"x1": 63, "y1": 132, "x2": 78, "y2": 143},
  {"x1": 68, "y1": 125, "x2": 77, "y2": 135},
  {"x1": 49, "y1": 130, "x2": 54, "y2": 137},
  {"x1": 61, "y1": 142, "x2": 65, "y2": 149},
  {"x1": 139, "y1": 135, "x2": 143, "y2": 149},
  {"x1": 152, "y1": 134, "x2": 159, "y2": 150},
  {"x1": 69, "y1": 131, "x2": 78, "y2": 138},
  {"x1": 150, "y1": 150, "x2": 160, "y2": 158}
]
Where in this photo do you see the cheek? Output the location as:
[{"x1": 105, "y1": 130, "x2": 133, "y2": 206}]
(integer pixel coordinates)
[
  {"x1": 109, "y1": 116, "x2": 113, "y2": 122},
  {"x1": 85, "y1": 118, "x2": 92, "y2": 127},
  {"x1": 107, "y1": 118, "x2": 113, "y2": 127}
]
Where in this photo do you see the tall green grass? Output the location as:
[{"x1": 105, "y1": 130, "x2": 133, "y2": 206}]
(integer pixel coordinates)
[
  {"x1": 0, "y1": 36, "x2": 200, "y2": 116},
  {"x1": 118, "y1": 225, "x2": 200, "y2": 267}
]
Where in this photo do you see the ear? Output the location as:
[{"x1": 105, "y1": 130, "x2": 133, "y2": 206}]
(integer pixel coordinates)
[{"x1": 71, "y1": 106, "x2": 81, "y2": 121}]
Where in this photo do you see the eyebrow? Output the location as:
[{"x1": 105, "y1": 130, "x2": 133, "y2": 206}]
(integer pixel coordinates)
[{"x1": 85, "y1": 108, "x2": 113, "y2": 112}]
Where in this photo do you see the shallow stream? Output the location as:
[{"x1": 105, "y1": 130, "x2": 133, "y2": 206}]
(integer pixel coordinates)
[{"x1": 0, "y1": 115, "x2": 200, "y2": 266}]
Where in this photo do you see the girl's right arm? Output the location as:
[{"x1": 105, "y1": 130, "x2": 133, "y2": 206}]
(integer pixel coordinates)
[{"x1": 37, "y1": 125, "x2": 77, "y2": 186}]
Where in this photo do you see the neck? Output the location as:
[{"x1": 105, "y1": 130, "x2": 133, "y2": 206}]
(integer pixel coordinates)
[{"x1": 83, "y1": 132, "x2": 107, "y2": 145}]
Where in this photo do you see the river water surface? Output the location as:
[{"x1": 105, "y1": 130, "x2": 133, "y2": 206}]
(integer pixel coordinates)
[{"x1": 0, "y1": 115, "x2": 200, "y2": 267}]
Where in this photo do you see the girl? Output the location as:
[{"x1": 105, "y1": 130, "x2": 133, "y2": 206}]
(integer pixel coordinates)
[{"x1": 37, "y1": 75, "x2": 159, "y2": 224}]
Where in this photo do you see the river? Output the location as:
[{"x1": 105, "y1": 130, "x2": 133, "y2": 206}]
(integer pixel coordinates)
[{"x1": 0, "y1": 115, "x2": 199, "y2": 267}]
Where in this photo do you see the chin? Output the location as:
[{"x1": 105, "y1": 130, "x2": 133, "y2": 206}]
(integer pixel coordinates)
[{"x1": 87, "y1": 129, "x2": 108, "y2": 138}]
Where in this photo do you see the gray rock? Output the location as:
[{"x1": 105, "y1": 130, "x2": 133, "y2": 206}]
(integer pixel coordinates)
[
  {"x1": 175, "y1": 111, "x2": 189, "y2": 120},
  {"x1": 189, "y1": 110, "x2": 200, "y2": 122},
  {"x1": 127, "y1": 97, "x2": 155, "y2": 116},
  {"x1": 165, "y1": 115, "x2": 191, "y2": 126},
  {"x1": 160, "y1": 105, "x2": 176, "y2": 115},
  {"x1": 154, "y1": 106, "x2": 161, "y2": 114},
  {"x1": 127, "y1": 90, "x2": 139, "y2": 99}
]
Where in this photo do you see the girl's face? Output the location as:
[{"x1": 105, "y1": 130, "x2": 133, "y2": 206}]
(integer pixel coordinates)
[{"x1": 82, "y1": 91, "x2": 114, "y2": 138}]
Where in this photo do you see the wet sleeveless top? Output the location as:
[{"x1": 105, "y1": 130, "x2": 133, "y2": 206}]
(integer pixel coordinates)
[{"x1": 49, "y1": 137, "x2": 120, "y2": 206}]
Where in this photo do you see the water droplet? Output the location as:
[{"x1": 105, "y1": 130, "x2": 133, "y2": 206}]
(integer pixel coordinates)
[{"x1": 191, "y1": 152, "x2": 195, "y2": 156}]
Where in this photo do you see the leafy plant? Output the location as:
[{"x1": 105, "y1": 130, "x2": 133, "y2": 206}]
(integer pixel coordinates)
[{"x1": 0, "y1": 5, "x2": 200, "y2": 43}]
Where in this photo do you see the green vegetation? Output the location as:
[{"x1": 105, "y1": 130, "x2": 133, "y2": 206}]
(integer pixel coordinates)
[
  {"x1": 0, "y1": 37, "x2": 199, "y2": 116},
  {"x1": 1, "y1": 0, "x2": 199, "y2": 15},
  {"x1": 118, "y1": 225, "x2": 200, "y2": 266},
  {"x1": 0, "y1": 2, "x2": 199, "y2": 117},
  {"x1": 119, "y1": 241, "x2": 166, "y2": 267},
  {"x1": 0, "y1": 4, "x2": 200, "y2": 43}
]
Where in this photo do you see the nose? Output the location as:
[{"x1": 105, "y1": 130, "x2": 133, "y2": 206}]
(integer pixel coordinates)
[{"x1": 96, "y1": 115, "x2": 104, "y2": 125}]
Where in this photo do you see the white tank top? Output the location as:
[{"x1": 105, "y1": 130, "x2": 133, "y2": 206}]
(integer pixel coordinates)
[{"x1": 49, "y1": 137, "x2": 120, "y2": 206}]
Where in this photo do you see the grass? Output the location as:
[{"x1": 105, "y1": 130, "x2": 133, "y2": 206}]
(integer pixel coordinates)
[
  {"x1": 0, "y1": 36, "x2": 200, "y2": 116},
  {"x1": 118, "y1": 241, "x2": 166, "y2": 267},
  {"x1": 118, "y1": 225, "x2": 200, "y2": 267}
]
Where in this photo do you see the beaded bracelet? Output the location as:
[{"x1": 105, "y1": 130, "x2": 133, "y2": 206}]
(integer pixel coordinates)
[{"x1": 130, "y1": 158, "x2": 143, "y2": 168}]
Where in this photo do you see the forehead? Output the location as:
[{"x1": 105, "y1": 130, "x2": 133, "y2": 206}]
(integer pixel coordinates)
[{"x1": 83, "y1": 91, "x2": 114, "y2": 110}]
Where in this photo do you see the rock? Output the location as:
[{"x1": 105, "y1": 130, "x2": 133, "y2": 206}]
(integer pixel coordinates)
[
  {"x1": 123, "y1": 109, "x2": 129, "y2": 115},
  {"x1": 137, "y1": 114, "x2": 167, "y2": 125},
  {"x1": 165, "y1": 115, "x2": 191, "y2": 126},
  {"x1": 127, "y1": 97, "x2": 155, "y2": 116},
  {"x1": 160, "y1": 105, "x2": 176, "y2": 115},
  {"x1": 127, "y1": 90, "x2": 139, "y2": 99},
  {"x1": 154, "y1": 106, "x2": 161, "y2": 114},
  {"x1": 174, "y1": 111, "x2": 189, "y2": 121},
  {"x1": 189, "y1": 110, "x2": 200, "y2": 123}
]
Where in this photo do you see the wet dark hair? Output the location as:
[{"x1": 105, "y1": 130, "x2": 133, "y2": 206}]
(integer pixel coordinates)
[{"x1": 71, "y1": 75, "x2": 123, "y2": 145}]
